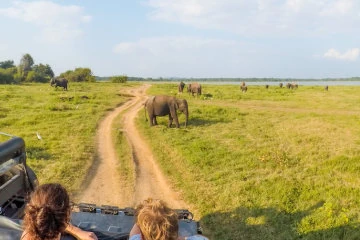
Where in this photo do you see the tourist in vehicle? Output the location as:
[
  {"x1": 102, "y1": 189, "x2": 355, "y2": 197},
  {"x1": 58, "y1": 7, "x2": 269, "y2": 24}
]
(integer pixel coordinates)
[
  {"x1": 129, "y1": 198, "x2": 208, "y2": 240},
  {"x1": 21, "y1": 183, "x2": 97, "y2": 240}
]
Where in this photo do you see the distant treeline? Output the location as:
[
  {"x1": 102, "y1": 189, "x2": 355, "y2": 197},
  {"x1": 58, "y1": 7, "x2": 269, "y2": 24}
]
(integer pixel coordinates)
[
  {"x1": 0, "y1": 53, "x2": 96, "y2": 84},
  {"x1": 96, "y1": 76, "x2": 360, "y2": 82}
]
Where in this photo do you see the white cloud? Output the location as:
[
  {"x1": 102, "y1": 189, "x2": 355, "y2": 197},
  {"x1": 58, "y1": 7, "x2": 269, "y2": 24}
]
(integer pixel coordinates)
[
  {"x1": 145, "y1": 0, "x2": 360, "y2": 35},
  {"x1": 0, "y1": 1, "x2": 91, "y2": 43},
  {"x1": 324, "y1": 48, "x2": 360, "y2": 61},
  {"x1": 320, "y1": 0, "x2": 354, "y2": 16}
]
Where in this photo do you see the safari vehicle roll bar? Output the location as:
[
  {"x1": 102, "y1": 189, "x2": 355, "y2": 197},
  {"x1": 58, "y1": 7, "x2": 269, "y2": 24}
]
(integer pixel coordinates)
[{"x1": 0, "y1": 134, "x2": 37, "y2": 218}]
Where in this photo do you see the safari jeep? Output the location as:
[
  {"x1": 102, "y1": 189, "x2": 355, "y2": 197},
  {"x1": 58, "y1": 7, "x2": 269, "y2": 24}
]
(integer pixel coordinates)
[{"x1": 0, "y1": 134, "x2": 202, "y2": 239}]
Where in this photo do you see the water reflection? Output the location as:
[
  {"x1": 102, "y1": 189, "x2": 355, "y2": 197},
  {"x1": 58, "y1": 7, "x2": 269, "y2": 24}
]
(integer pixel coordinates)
[{"x1": 199, "y1": 81, "x2": 360, "y2": 86}]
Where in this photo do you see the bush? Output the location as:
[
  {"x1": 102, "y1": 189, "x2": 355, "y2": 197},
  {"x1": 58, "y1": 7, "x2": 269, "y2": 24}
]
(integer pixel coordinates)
[
  {"x1": 110, "y1": 75, "x2": 128, "y2": 83},
  {"x1": 60, "y1": 68, "x2": 96, "y2": 82},
  {"x1": 0, "y1": 68, "x2": 14, "y2": 84}
]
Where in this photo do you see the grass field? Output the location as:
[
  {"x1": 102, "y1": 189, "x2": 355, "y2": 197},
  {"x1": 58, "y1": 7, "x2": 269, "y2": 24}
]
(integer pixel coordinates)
[
  {"x1": 2, "y1": 82, "x2": 360, "y2": 239},
  {"x1": 0, "y1": 82, "x2": 137, "y2": 193},
  {"x1": 137, "y1": 83, "x2": 360, "y2": 239}
]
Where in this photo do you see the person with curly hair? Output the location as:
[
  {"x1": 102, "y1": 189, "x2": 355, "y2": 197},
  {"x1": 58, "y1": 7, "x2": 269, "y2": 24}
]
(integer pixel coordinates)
[
  {"x1": 129, "y1": 198, "x2": 208, "y2": 240},
  {"x1": 21, "y1": 183, "x2": 97, "y2": 240}
]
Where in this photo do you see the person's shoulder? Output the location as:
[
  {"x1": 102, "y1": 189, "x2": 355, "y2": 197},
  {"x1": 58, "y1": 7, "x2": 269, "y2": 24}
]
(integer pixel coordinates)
[
  {"x1": 186, "y1": 235, "x2": 209, "y2": 240},
  {"x1": 129, "y1": 233, "x2": 141, "y2": 240}
]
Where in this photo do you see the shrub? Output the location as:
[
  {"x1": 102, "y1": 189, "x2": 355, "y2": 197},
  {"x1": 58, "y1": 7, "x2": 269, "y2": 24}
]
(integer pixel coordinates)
[{"x1": 110, "y1": 75, "x2": 128, "y2": 83}]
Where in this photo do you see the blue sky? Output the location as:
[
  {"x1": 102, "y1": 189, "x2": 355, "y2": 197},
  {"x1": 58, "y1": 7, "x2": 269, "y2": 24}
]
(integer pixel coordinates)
[{"x1": 0, "y1": 0, "x2": 359, "y2": 78}]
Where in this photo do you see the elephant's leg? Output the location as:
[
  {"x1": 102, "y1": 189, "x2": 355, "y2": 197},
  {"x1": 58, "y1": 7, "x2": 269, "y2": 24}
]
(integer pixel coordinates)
[
  {"x1": 148, "y1": 114, "x2": 154, "y2": 126},
  {"x1": 174, "y1": 117, "x2": 180, "y2": 128},
  {"x1": 153, "y1": 116, "x2": 158, "y2": 125},
  {"x1": 168, "y1": 114, "x2": 173, "y2": 128},
  {"x1": 170, "y1": 112, "x2": 180, "y2": 128}
]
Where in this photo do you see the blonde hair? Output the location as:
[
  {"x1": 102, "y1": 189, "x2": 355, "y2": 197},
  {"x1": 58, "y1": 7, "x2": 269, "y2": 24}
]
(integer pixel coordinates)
[{"x1": 135, "y1": 198, "x2": 179, "y2": 240}]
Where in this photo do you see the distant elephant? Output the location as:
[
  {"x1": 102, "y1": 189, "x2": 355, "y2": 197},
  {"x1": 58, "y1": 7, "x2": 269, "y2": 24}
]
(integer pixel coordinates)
[
  {"x1": 324, "y1": 85, "x2": 328, "y2": 91},
  {"x1": 265, "y1": 84, "x2": 269, "y2": 89},
  {"x1": 178, "y1": 81, "x2": 185, "y2": 93},
  {"x1": 144, "y1": 95, "x2": 188, "y2": 128},
  {"x1": 292, "y1": 83, "x2": 298, "y2": 89},
  {"x1": 240, "y1": 85, "x2": 247, "y2": 92},
  {"x1": 50, "y1": 77, "x2": 68, "y2": 91},
  {"x1": 279, "y1": 83, "x2": 283, "y2": 88},
  {"x1": 286, "y1": 83, "x2": 298, "y2": 89},
  {"x1": 187, "y1": 83, "x2": 202, "y2": 96}
]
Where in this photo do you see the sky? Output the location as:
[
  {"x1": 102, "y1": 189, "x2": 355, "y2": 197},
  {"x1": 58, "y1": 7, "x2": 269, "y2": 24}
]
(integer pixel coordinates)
[{"x1": 0, "y1": 0, "x2": 360, "y2": 79}]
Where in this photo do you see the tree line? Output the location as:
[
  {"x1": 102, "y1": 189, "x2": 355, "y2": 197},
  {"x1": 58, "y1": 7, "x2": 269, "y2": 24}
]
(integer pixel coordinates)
[{"x1": 0, "y1": 53, "x2": 96, "y2": 84}]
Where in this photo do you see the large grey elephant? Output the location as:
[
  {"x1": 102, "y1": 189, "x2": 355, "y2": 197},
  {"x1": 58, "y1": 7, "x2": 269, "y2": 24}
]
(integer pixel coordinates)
[
  {"x1": 50, "y1": 77, "x2": 68, "y2": 91},
  {"x1": 187, "y1": 83, "x2": 201, "y2": 96},
  {"x1": 178, "y1": 81, "x2": 185, "y2": 93},
  {"x1": 144, "y1": 95, "x2": 188, "y2": 128}
]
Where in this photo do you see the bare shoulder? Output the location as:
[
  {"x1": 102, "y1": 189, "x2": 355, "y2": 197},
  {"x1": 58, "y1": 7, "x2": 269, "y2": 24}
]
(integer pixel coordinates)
[{"x1": 20, "y1": 231, "x2": 30, "y2": 240}]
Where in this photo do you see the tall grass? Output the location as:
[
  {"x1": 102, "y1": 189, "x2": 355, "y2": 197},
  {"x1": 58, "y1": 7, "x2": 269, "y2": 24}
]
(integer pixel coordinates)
[
  {"x1": 137, "y1": 84, "x2": 360, "y2": 239},
  {"x1": 0, "y1": 82, "x2": 138, "y2": 193}
]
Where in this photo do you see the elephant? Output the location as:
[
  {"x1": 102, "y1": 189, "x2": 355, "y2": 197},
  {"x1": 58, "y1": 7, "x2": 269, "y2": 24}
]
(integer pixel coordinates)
[
  {"x1": 279, "y1": 83, "x2": 283, "y2": 88},
  {"x1": 265, "y1": 84, "x2": 269, "y2": 89},
  {"x1": 324, "y1": 85, "x2": 329, "y2": 91},
  {"x1": 240, "y1": 85, "x2": 247, "y2": 93},
  {"x1": 187, "y1": 83, "x2": 202, "y2": 96},
  {"x1": 240, "y1": 82, "x2": 247, "y2": 92},
  {"x1": 144, "y1": 95, "x2": 188, "y2": 128},
  {"x1": 286, "y1": 83, "x2": 298, "y2": 89},
  {"x1": 50, "y1": 77, "x2": 68, "y2": 91},
  {"x1": 178, "y1": 81, "x2": 185, "y2": 93}
]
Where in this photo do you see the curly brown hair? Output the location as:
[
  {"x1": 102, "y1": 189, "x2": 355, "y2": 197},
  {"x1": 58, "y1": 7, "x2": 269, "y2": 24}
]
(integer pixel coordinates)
[
  {"x1": 23, "y1": 183, "x2": 71, "y2": 240},
  {"x1": 135, "y1": 198, "x2": 179, "y2": 240}
]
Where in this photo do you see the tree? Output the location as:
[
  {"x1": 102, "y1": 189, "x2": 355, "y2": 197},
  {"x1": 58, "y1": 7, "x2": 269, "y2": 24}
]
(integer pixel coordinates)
[
  {"x1": 25, "y1": 71, "x2": 36, "y2": 82},
  {"x1": 60, "y1": 67, "x2": 95, "y2": 82},
  {"x1": 19, "y1": 53, "x2": 34, "y2": 81},
  {"x1": 19, "y1": 54, "x2": 34, "y2": 72},
  {"x1": 110, "y1": 75, "x2": 128, "y2": 83},
  {"x1": 0, "y1": 66, "x2": 18, "y2": 84},
  {"x1": 0, "y1": 69, "x2": 14, "y2": 84},
  {"x1": 0, "y1": 60, "x2": 15, "y2": 69},
  {"x1": 32, "y1": 64, "x2": 54, "y2": 82}
]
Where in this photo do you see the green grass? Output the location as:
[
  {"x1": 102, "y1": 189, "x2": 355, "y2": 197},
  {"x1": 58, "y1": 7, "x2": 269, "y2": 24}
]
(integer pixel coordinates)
[
  {"x1": 2, "y1": 82, "x2": 360, "y2": 239},
  {"x1": 137, "y1": 84, "x2": 360, "y2": 239},
  {"x1": 0, "y1": 82, "x2": 138, "y2": 193}
]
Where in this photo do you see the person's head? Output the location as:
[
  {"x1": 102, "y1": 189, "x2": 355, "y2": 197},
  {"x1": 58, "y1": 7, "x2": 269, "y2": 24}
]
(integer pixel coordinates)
[
  {"x1": 23, "y1": 183, "x2": 71, "y2": 240},
  {"x1": 135, "y1": 198, "x2": 179, "y2": 240}
]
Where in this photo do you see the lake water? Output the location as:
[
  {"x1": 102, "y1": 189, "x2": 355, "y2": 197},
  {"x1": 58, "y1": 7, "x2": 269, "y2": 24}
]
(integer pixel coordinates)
[{"x1": 198, "y1": 81, "x2": 360, "y2": 86}]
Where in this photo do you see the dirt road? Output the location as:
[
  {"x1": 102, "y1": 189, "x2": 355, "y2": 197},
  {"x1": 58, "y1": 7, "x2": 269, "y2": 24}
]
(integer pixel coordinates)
[{"x1": 76, "y1": 84, "x2": 186, "y2": 209}]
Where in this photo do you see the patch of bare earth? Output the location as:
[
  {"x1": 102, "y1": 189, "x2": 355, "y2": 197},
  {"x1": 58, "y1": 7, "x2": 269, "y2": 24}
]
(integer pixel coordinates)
[{"x1": 75, "y1": 84, "x2": 187, "y2": 209}]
